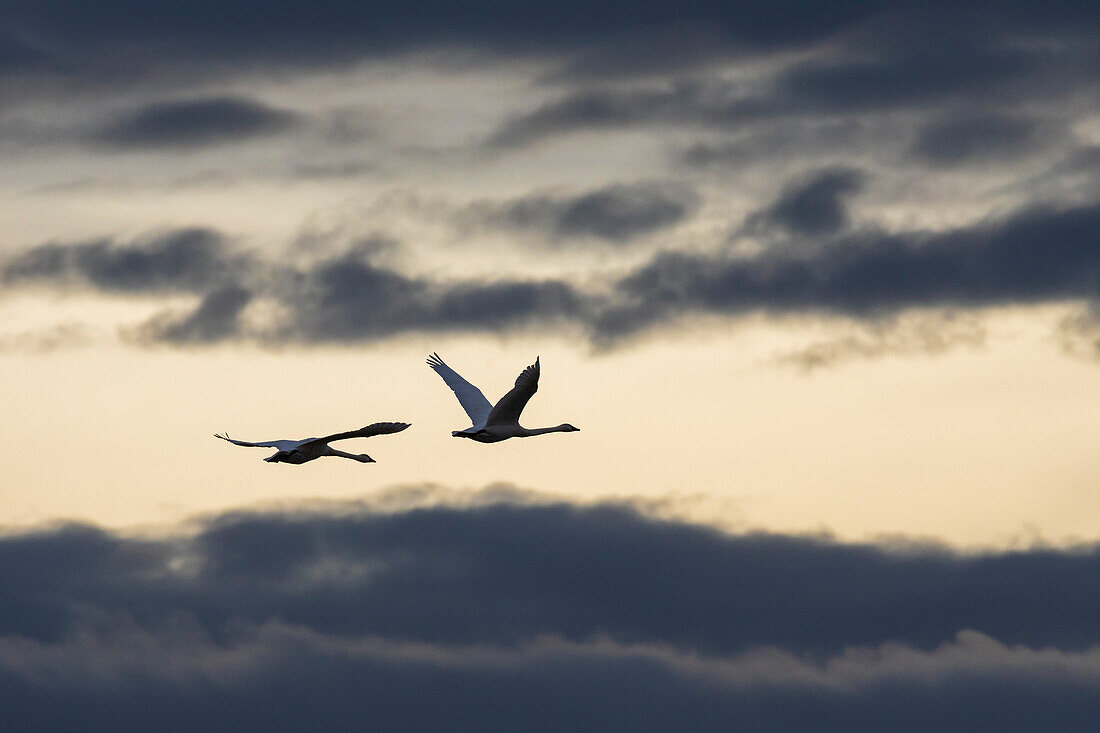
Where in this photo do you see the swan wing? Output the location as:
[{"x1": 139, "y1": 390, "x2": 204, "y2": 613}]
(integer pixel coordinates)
[
  {"x1": 485, "y1": 356, "x2": 540, "y2": 427},
  {"x1": 214, "y1": 433, "x2": 301, "y2": 451},
  {"x1": 427, "y1": 353, "x2": 492, "y2": 427},
  {"x1": 299, "y1": 422, "x2": 411, "y2": 449}
]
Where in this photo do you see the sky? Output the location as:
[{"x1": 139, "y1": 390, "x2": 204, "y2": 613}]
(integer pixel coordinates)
[{"x1": 1, "y1": 1, "x2": 1099, "y2": 728}]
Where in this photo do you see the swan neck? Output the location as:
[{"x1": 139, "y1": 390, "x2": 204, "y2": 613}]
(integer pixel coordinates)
[
  {"x1": 522, "y1": 424, "x2": 571, "y2": 436},
  {"x1": 327, "y1": 448, "x2": 364, "y2": 460}
]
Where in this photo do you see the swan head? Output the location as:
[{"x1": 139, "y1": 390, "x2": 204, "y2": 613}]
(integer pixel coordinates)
[
  {"x1": 356, "y1": 454, "x2": 376, "y2": 463},
  {"x1": 559, "y1": 423, "x2": 580, "y2": 432}
]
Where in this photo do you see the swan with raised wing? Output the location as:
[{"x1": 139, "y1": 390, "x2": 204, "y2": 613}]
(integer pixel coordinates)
[
  {"x1": 427, "y1": 353, "x2": 579, "y2": 443},
  {"x1": 214, "y1": 422, "x2": 410, "y2": 463}
]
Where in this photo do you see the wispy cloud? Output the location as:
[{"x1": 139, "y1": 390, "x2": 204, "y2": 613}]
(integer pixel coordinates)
[
  {"x1": 770, "y1": 312, "x2": 987, "y2": 371},
  {"x1": 92, "y1": 97, "x2": 300, "y2": 150},
  {"x1": 461, "y1": 181, "x2": 698, "y2": 244}
]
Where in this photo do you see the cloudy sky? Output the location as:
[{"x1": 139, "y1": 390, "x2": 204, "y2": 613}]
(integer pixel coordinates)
[{"x1": 2, "y1": 1, "x2": 1099, "y2": 727}]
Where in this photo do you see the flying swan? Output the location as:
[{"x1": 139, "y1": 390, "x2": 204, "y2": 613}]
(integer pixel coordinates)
[
  {"x1": 214, "y1": 422, "x2": 410, "y2": 464},
  {"x1": 427, "y1": 353, "x2": 579, "y2": 443}
]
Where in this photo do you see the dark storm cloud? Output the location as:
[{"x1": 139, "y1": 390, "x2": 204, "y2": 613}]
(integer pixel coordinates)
[
  {"x1": 7, "y1": 497, "x2": 1100, "y2": 655},
  {"x1": 468, "y1": 182, "x2": 697, "y2": 243},
  {"x1": 2, "y1": 496, "x2": 1100, "y2": 729},
  {"x1": 751, "y1": 167, "x2": 865, "y2": 237},
  {"x1": 2, "y1": 228, "x2": 244, "y2": 293},
  {"x1": 93, "y1": 97, "x2": 300, "y2": 149},
  {"x1": 596, "y1": 200, "x2": 1100, "y2": 341}
]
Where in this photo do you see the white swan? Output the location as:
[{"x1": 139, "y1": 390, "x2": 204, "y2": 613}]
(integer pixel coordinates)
[
  {"x1": 214, "y1": 421, "x2": 410, "y2": 464},
  {"x1": 427, "y1": 353, "x2": 579, "y2": 443}
]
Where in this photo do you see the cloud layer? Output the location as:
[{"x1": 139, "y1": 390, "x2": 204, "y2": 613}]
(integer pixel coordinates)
[
  {"x1": 2, "y1": 0, "x2": 1097, "y2": 362},
  {"x1": 6, "y1": 195, "x2": 1097, "y2": 348},
  {"x1": 2, "y1": 494, "x2": 1099, "y2": 729}
]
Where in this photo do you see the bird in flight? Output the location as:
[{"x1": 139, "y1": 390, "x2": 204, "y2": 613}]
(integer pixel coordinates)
[
  {"x1": 427, "y1": 353, "x2": 579, "y2": 443},
  {"x1": 214, "y1": 422, "x2": 410, "y2": 464}
]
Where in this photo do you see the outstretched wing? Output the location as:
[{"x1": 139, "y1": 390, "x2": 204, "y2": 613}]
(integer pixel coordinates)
[
  {"x1": 299, "y1": 422, "x2": 411, "y2": 449},
  {"x1": 426, "y1": 353, "x2": 492, "y2": 427},
  {"x1": 485, "y1": 356, "x2": 540, "y2": 426},
  {"x1": 214, "y1": 433, "x2": 301, "y2": 451}
]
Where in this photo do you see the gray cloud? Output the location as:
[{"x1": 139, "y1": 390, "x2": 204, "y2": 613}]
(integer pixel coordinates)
[
  {"x1": 467, "y1": 182, "x2": 698, "y2": 243},
  {"x1": 2, "y1": 228, "x2": 244, "y2": 294},
  {"x1": 93, "y1": 97, "x2": 300, "y2": 149},
  {"x1": 138, "y1": 286, "x2": 254, "y2": 344},
  {"x1": 750, "y1": 167, "x2": 865, "y2": 237},
  {"x1": 6, "y1": 197, "x2": 1099, "y2": 349},
  {"x1": 543, "y1": 22, "x2": 742, "y2": 82},
  {"x1": 5, "y1": 1, "x2": 1093, "y2": 95},
  {"x1": 0, "y1": 1, "x2": 929, "y2": 87},
  {"x1": 775, "y1": 41, "x2": 1035, "y2": 114},
  {"x1": 486, "y1": 82, "x2": 740, "y2": 149},
  {"x1": 488, "y1": 18, "x2": 1097, "y2": 151},
  {"x1": 3, "y1": 623, "x2": 1100, "y2": 731},
  {"x1": 598, "y1": 201, "x2": 1100, "y2": 342},
  {"x1": 2, "y1": 229, "x2": 589, "y2": 344},
  {"x1": 911, "y1": 114, "x2": 1047, "y2": 166},
  {"x1": 1, "y1": 495, "x2": 1100, "y2": 729},
  {"x1": 280, "y1": 247, "x2": 587, "y2": 342}
]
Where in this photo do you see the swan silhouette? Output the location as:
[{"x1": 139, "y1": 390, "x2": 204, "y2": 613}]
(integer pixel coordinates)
[
  {"x1": 427, "y1": 353, "x2": 579, "y2": 443},
  {"x1": 214, "y1": 421, "x2": 410, "y2": 464}
]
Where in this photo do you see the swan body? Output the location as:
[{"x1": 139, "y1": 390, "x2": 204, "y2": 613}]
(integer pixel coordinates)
[
  {"x1": 427, "y1": 353, "x2": 579, "y2": 442},
  {"x1": 214, "y1": 421, "x2": 410, "y2": 464}
]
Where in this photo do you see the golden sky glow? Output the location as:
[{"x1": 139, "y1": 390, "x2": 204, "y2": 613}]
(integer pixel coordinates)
[
  {"x1": 1, "y1": 43, "x2": 1098, "y2": 548},
  {"x1": 3, "y1": 306, "x2": 1097, "y2": 545}
]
